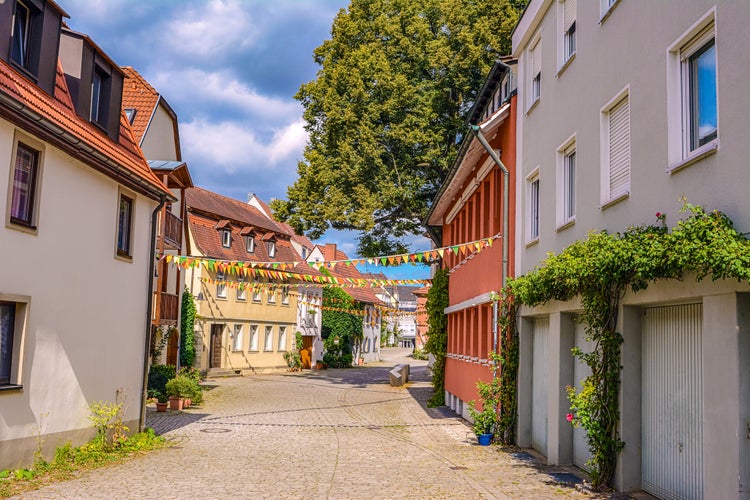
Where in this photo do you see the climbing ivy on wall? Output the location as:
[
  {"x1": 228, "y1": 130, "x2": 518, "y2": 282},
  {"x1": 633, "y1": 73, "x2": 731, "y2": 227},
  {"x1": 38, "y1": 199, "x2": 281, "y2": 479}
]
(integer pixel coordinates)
[
  {"x1": 321, "y1": 287, "x2": 362, "y2": 368},
  {"x1": 505, "y1": 203, "x2": 750, "y2": 488},
  {"x1": 424, "y1": 268, "x2": 449, "y2": 407},
  {"x1": 180, "y1": 289, "x2": 197, "y2": 368}
]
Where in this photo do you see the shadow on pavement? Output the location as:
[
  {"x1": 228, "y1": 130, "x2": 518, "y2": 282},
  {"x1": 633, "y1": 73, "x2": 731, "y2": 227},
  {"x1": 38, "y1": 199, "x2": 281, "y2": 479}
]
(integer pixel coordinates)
[{"x1": 145, "y1": 408, "x2": 209, "y2": 435}]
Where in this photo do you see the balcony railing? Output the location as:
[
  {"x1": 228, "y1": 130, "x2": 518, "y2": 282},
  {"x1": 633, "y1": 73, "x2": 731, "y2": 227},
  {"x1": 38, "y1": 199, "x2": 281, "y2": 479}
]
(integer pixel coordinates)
[
  {"x1": 159, "y1": 292, "x2": 179, "y2": 323},
  {"x1": 163, "y1": 211, "x2": 182, "y2": 249}
]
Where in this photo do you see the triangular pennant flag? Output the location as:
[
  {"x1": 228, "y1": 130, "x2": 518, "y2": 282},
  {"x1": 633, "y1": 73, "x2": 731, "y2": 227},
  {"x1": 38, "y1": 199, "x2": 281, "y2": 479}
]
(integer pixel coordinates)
[
  {"x1": 475, "y1": 242, "x2": 482, "y2": 251},
  {"x1": 380, "y1": 257, "x2": 387, "y2": 266},
  {"x1": 451, "y1": 246, "x2": 459, "y2": 255}
]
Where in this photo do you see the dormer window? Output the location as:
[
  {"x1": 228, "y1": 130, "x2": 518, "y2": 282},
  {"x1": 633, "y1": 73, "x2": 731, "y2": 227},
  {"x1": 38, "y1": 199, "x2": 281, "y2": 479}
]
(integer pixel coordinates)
[
  {"x1": 124, "y1": 108, "x2": 137, "y2": 124},
  {"x1": 91, "y1": 65, "x2": 111, "y2": 127},
  {"x1": 301, "y1": 247, "x2": 307, "y2": 259},
  {"x1": 221, "y1": 230, "x2": 231, "y2": 248},
  {"x1": 246, "y1": 236, "x2": 255, "y2": 253},
  {"x1": 268, "y1": 241, "x2": 276, "y2": 258},
  {"x1": 10, "y1": 0, "x2": 42, "y2": 76}
]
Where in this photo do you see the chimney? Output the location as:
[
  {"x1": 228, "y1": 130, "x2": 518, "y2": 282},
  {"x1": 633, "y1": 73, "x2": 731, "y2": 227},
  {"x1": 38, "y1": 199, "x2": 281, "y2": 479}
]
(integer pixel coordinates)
[{"x1": 323, "y1": 243, "x2": 337, "y2": 261}]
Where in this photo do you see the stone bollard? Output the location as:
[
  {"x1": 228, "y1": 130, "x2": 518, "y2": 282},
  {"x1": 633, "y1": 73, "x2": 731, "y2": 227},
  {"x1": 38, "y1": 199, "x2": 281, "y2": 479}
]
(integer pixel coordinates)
[{"x1": 389, "y1": 364, "x2": 410, "y2": 386}]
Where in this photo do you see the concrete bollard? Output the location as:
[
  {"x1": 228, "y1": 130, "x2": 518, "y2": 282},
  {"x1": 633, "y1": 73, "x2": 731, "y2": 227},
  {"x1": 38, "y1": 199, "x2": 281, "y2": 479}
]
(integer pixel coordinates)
[{"x1": 389, "y1": 364, "x2": 410, "y2": 386}]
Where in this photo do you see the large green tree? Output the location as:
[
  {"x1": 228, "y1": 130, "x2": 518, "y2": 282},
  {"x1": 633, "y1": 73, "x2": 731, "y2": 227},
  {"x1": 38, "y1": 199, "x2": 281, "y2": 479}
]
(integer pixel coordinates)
[{"x1": 271, "y1": 0, "x2": 526, "y2": 256}]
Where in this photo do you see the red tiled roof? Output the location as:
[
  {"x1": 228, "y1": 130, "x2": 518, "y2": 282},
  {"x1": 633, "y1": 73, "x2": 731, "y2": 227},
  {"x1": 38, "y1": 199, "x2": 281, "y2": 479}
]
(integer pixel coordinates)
[
  {"x1": 0, "y1": 59, "x2": 170, "y2": 198},
  {"x1": 120, "y1": 66, "x2": 160, "y2": 144},
  {"x1": 186, "y1": 187, "x2": 289, "y2": 236},
  {"x1": 188, "y1": 212, "x2": 299, "y2": 264}
]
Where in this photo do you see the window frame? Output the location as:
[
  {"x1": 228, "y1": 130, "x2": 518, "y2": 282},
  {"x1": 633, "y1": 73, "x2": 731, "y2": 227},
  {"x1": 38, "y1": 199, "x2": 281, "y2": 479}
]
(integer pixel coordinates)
[
  {"x1": 277, "y1": 326, "x2": 287, "y2": 351},
  {"x1": 10, "y1": 0, "x2": 42, "y2": 77},
  {"x1": 114, "y1": 190, "x2": 135, "y2": 259},
  {"x1": 232, "y1": 324, "x2": 243, "y2": 351},
  {"x1": 252, "y1": 280, "x2": 262, "y2": 302},
  {"x1": 7, "y1": 139, "x2": 43, "y2": 231},
  {"x1": 267, "y1": 286, "x2": 276, "y2": 304},
  {"x1": 526, "y1": 167, "x2": 541, "y2": 244},
  {"x1": 267, "y1": 240, "x2": 276, "y2": 258},
  {"x1": 264, "y1": 325, "x2": 274, "y2": 352},
  {"x1": 599, "y1": 86, "x2": 631, "y2": 208},
  {"x1": 281, "y1": 286, "x2": 290, "y2": 305},
  {"x1": 527, "y1": 34, "x2": 542, "y2": 111},
  {"x1": 246, "y1": 236, "x2": 255, "y2": 253},
  {"x1": 221, "y1": 229, "x2": 231, "y2": 248},
  {"x1": 216, "y1": 271, "x2": 227, "y2": 299},
  {"x1": 666, "y1": 9, "x2": 718, "y2": 172},
  {"x1": 0, "y1": 295, "x2": 30, "y2": 390},
  {"x1": 248, "y1": 325, "x2": 259, "y2": 352},
  {"x1": 237, "y1": 275, "x2": 247, "y2": 301},
  {"x1": 556, "y1": 135, "x2": 577, "y2": 229},
  {"x1": 558, "y1": 0, "x2": 576, "y2": 70}
]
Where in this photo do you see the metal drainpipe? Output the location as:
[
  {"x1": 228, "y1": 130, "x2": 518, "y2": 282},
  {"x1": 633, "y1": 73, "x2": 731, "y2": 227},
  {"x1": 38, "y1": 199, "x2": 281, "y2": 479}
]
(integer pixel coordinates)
[
  {"x1": 139, "y1": 194, "x2": 167, "y2": 432},
  {"x1": 470, "y1": 125, "x2": 509, "y2": 377}
]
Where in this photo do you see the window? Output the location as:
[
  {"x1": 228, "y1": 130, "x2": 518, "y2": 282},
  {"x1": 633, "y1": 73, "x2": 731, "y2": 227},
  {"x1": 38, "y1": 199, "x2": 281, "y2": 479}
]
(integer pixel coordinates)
[
  {"x1": 264, "y1": 326, "x2": 274, "y2": 351},
  {"x1": 600, "y1": 88, "x2": 630, "y2": 205},
  {"x1": 232, "y1": 324, "x2": 243, "y2": 351},
  {"x1": 281, "y1": 287, "x2": 289, "y2": 305},
  {"x1": 528, "y1": 37, "x2": 542, "y2": 108},
  {"x1": 90, "y1": 66, "x2": 110, "y2": 126},
  {"x1": 278, "y1": 326, "x2": 287, "y2": 351},
  {"x1": 237, "y1": 275, "x2": 246, "y2": 301},
  {"x1": 221, "y1": 230, "x2": 231, "y2": 248},
  {"x1": 301, "y1": 247, "x2": 307, "y2": 259},
  {"x1": 252, "y1": 280, "x2": 262, "y2": 302},
  {"x1": 248, "y1": 325, "x2": 259, "y2": 351},
  {"x1": 10, "y1": 0, "x2": 41, "y2": 75},
  {"x1": 1, "y1": 302, "x2": 17, "y2": 386},
  {"x1": 600, "y1": 0, "x2": 620, "y2": 22},
  {"x1": 9, "y1": 141, "x2": 40, "y2": 228},
  {"x1": 116, "y1": 193, "x2": 134, "y2": 257},
  {"x1": 527, "y1": 169, "x2": 540, "y2": 242},
  {"x1": 216, "y1": 271, "x2": 227, "y2": 299},
  {"x1": 246, "y1": 236, "x2": 255, "y2": 253},
  {"x1": 667, "y1": 11, "x2": 717, "y2": 169},
  {"x1": 124, "y1": 108, "x2": 137, "y2": 124},
  {"x1": 268, "y1": 286, "x2": 276, "y2": 304},
  {"x1": 267, "y1": 241, "x2": 276, "y2": 258},
  {"x1": 559, "y1": 0, "x2": 576, "y2": 66},
  {"x1": 556, "y1": 137, "x2": 576, "y2": 227}
]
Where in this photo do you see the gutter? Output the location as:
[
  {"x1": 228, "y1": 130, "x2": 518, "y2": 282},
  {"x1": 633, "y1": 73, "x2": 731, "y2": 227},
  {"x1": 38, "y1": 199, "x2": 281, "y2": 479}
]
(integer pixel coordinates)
[
  {"x1": 470, "y1": 126, "x2": 510, "y2": 374},
  {"x1": 139, "y1": 194, "x2": 167, "y2": 432}
]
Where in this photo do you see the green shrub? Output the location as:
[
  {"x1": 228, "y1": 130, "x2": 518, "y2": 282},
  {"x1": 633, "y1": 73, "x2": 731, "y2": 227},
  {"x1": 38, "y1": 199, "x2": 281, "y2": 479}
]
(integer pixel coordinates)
[
  {"x1": 164, "y1": 376, "x2": 193, "y2": 398},
  {"x1": 148, "y1": 364, "x2": 176, "y2": 396}
]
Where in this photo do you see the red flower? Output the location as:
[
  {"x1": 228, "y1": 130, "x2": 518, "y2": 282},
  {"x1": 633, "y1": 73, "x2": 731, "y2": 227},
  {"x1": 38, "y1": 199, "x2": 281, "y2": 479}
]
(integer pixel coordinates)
[
  {"x1": 566, "y1": 413, "x2": 574, "y2": 423},
  {"x1": 655, "y1": 212, "x2": 662, "y2": 218}
]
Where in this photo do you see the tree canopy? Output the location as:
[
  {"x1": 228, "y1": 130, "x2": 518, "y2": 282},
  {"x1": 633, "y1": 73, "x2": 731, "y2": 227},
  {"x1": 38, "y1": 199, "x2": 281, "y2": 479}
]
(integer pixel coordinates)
[{"x1": 271, "y1": 0, "x2": 526, "y2": 256}]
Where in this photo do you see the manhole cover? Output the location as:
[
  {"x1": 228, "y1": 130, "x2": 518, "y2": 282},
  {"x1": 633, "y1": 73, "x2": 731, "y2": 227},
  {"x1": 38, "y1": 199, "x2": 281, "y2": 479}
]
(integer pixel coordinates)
[{"x1": 200, "y1": 428, "x2": 231, "y2": 433}]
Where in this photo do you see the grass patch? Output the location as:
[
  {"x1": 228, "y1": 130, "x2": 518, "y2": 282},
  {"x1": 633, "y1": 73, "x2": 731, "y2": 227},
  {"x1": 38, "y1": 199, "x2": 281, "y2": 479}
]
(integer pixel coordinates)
[{"x1": 0, "y1": 428, "x2": 167, "y2": 498}]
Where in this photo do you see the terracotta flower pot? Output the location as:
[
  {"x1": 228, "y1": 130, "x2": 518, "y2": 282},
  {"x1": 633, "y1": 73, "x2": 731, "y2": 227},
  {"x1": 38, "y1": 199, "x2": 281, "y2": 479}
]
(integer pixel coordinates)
[
  {"x1": 156, "y1": 401, "x2": 168, "y2": 412},
  {"x1": 168, "y1": 396, "x2": 183, "y2": 411}
]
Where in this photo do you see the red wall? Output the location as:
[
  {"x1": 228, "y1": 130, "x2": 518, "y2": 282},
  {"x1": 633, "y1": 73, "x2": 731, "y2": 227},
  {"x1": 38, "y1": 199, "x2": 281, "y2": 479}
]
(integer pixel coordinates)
[{"x1": 442, "y1": 95, "x2": 517, "y2": 405}]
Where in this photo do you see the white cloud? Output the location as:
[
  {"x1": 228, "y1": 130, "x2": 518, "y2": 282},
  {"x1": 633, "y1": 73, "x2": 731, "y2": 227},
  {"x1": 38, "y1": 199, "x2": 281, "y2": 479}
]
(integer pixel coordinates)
[
  {"x1": 149, "y1": 68, "x2": 300, "y2": 122},
  {"x1": 161, "y1": 0, "x2": 257, "y2": 58},
  {"x1": 181, "y1": 118, "x2": 307, "y2": 173}
]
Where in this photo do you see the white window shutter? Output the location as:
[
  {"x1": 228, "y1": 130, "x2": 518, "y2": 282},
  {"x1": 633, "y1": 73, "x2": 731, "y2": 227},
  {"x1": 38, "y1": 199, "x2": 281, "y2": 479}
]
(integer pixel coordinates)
[
  {"x1": 532, "y1": 41, "x2": 541, "y2": 77},
  {"x1": 608, "y1": 95, "x2": 630, "y2": 198},
  {"x1": 564, "y1": 0, "x2": 576, "y2": 30}
]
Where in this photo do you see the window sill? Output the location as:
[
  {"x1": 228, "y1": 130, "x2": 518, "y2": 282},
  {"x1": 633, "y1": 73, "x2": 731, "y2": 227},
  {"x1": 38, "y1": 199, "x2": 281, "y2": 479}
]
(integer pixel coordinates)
[
  {"x1": 216, "y1": 296, "x2": 228, "y2": 301},
  {"x1": 599, "y1": 0, "x2": 622, "y2": 25},
  {"x1": 115, "y1": 253, "x2": 133, "y2": 263},
  {"x1": 525, "y1": 237, "x2": 539, "y2": 248},
  {"x1": 6, "y1": 220, "x2": 38, "y2": 236},
  {"x1": 526, "y1": 98, "x2": 541, "y2": 116},
  {"x1": 248, "y1": 349, "x2": 259, "y2": 353},
  {"x1": 600, "y1": 191, "x2": 629, "y2": 210},
  {"x1": 0, "y1": 384, "x2": 23, "y2": 393},
  {"x1": 668, "y1": 141, "x2": 718, "y2": 174},
  {"x1": 555, "y1": 53, "x2": 576, "y2": 79},
  {"x1": 237, "y1": 298, "x2": 247, "y2": 302},
  {"x1": 555, "y1": 219, "x2": 575, "y2": 232}
]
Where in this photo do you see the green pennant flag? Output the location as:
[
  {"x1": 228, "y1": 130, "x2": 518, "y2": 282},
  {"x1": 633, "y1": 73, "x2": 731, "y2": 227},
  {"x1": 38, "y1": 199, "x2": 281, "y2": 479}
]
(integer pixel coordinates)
[
  {"x1": 451, "y1": 246, "x2": 459, "y2": 255},
  {"x1": 380, "y1": 257, "x2": 387, "y2": 266}
]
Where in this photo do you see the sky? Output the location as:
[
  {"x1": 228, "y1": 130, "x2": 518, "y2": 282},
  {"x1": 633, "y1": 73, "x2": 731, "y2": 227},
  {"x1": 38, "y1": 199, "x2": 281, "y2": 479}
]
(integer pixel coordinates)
[{"x1": 61, "y1": 0, "x2": 430, "y2": 280}]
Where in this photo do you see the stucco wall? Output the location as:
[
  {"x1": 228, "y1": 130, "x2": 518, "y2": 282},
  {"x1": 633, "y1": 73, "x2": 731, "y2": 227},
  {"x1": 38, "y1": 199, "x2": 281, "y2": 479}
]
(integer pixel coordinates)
[
  {"x1": 140, "y1": 104, "x2": 178, "y2": 161},
  {"x1": 0, "y1": 120, "x2": 156, "y2": 468}
]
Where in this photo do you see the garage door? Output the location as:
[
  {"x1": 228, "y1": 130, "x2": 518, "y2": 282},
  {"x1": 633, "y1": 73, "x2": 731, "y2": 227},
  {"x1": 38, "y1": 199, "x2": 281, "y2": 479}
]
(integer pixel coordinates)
[
  {"x1": 531, "y1": 316, "x2": 549, "y2": 455},
  {"x1": 642, "y1": 303, "x2": 703, "y2": 500},
  {"x1": 572, "y1": 319, "x2": 593, "y2": 470}
]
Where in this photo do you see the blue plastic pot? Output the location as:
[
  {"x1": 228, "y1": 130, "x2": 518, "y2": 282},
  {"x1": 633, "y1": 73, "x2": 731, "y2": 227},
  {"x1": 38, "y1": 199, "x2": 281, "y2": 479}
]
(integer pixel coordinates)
[{"x1": 477, "y1": 433, "x2": 493, "y2": 446}]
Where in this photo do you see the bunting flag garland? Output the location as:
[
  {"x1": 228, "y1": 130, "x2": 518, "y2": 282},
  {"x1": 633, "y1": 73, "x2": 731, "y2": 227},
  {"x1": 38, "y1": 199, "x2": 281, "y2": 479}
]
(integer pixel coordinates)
[{"x1": 162, "y1": 233, "x2": 500, "y2": 272}]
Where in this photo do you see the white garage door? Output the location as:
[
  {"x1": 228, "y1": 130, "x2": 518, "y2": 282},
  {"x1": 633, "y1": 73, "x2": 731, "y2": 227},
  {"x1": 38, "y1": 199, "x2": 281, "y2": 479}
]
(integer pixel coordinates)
[
  {"x1": 642, "y1": 303, "x2": 703, "y2": 500},
  {"x1": 572, "y1": 319, "x2": 593, "y2": 470},
  {"x1": 531, "y1": 316, "x2": 549, "y2": 455}
]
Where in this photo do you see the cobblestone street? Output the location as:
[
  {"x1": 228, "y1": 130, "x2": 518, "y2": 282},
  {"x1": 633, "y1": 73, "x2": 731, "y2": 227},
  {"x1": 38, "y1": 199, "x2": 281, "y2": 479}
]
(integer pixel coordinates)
[{"x1": 13, "y1": 349, "x2": 597, "y2": 499}]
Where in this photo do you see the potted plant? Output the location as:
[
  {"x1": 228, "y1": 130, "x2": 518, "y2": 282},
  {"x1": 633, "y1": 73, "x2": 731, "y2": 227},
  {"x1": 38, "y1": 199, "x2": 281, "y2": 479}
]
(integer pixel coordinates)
[
  {"x1": 155, "y1": 392, "x2": 169, "y2": 412},
  {"x1": 165, "y1": 375, "x2": 193, "y2": 411},
  {"x1": 468, "y1": 402, "x2": 497, "y2": 445}
]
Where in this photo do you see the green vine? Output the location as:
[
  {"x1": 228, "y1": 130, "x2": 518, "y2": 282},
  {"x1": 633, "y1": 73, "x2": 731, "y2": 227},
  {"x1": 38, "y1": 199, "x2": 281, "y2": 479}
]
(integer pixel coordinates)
[
  {"x1": 496, "y1": 294, "x2": 518, "y2": 445},
  {"x1": 424, "y1": 268, "x2": 448, "y2": 407},
  {"x1": 321, "y1": 287, "x2": 361, "y2": 368},
  {"x1": 180, "y1": 289, "x2": 197, "y2": 368},
  {"x1": 504, "y1": 203, "x2": 750, "y2": 488}
]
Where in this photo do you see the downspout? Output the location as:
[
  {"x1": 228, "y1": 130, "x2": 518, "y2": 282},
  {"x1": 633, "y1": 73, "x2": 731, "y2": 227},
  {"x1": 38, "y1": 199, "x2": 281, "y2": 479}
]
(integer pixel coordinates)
[
  {"x1": 470, "y1": 125, "x2": 509, "y2": 376},
  {"x1": 139, "y1": 194, "x2": 167, "y2": 432}
]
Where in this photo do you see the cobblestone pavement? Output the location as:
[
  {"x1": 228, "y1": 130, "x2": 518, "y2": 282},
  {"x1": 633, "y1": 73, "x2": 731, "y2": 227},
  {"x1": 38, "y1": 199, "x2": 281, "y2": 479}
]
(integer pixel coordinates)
[{"x1": 13, "y1": 348, "x2": 600, "y2": 499}]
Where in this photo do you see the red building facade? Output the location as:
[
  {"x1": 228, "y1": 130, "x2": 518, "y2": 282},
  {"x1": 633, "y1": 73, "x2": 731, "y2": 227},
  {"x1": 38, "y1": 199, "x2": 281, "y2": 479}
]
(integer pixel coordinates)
[{"x1": 427, "y1": 60, "x2": 517, "y2": 417}]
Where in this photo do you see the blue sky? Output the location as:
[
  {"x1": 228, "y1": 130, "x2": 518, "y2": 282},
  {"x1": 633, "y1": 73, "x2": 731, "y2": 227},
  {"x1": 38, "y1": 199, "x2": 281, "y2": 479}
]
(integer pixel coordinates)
[{"x1": 61, "y1": 0, "x2": 430, "y2": 280}]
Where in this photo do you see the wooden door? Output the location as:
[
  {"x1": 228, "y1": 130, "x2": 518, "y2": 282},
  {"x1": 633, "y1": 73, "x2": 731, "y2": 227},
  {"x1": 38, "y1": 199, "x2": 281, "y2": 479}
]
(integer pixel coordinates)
[
  {"x1": 166, "y1": 329, "x2": 179, "y2": 366},
  {"x1": 209, "y1": 324, "x2": 223, "y2": 368},
  {"x1": 301, "y1": 335, "x2": 313, "y2": 369}
]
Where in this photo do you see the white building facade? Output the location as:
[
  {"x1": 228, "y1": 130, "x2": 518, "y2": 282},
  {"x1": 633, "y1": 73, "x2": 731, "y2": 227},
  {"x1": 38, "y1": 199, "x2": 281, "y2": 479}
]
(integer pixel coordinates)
[{"x1": 512, "y1": 1, "x2": 750, "y2": 497}]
